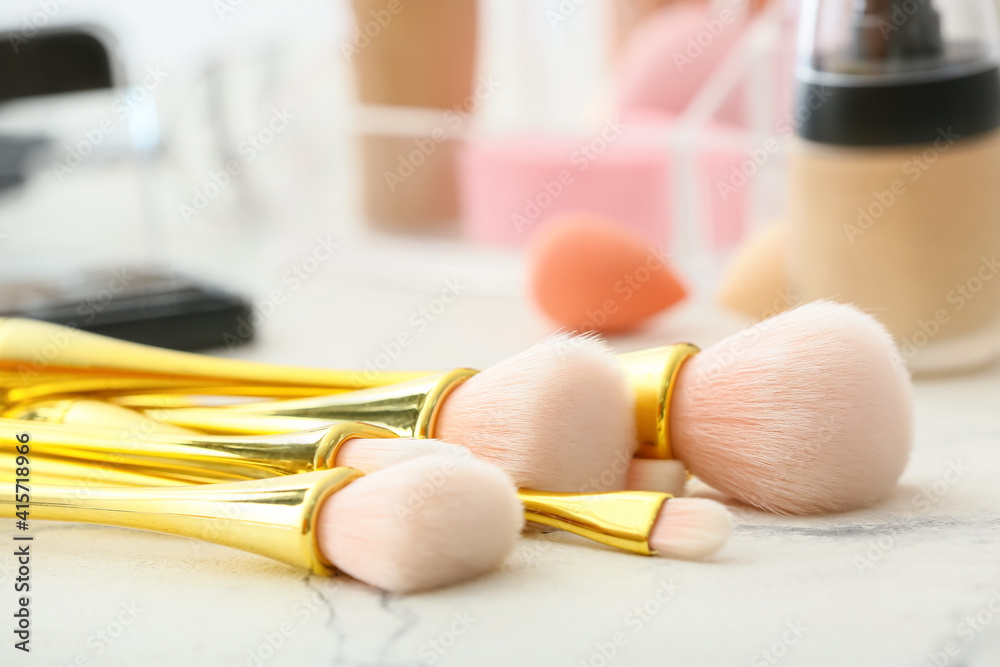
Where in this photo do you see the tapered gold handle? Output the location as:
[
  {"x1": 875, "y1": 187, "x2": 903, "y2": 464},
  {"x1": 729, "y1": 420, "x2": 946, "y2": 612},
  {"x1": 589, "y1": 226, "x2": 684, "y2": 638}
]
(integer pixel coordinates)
[
  {"x1": 0, "y1": 319, "x2": 700, "y2": 458},
  {"x1": 0, "y1": 418, "x2": 396, "y2": 481},
  {"x1": 139, "y1": 370, "x2": 477, "y2": 438},
  {"x1": 0, "y1": 468, "x2": 363, "y2": 574},
  {"x1": 4, "y1": 447, "x2": 672, "y2": 557},
  {"x1": 0, "y1": 317, "x2": 418, "y2": 392},
  {"x1": 519, "y1": 489, "x2": 670, "y2": 556},
  {"x1": 2, "y1": 374, "x2": 347, "y2": 405}
]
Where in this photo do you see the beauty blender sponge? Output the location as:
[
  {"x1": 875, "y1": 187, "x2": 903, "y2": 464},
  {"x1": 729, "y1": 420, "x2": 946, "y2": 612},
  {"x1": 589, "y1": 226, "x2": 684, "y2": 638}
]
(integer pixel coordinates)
[
  {"x1": 617, "y1": 2, "x2": 747, "y2": 117},
  {"x1": 527, "y1": 213, "x2": 686, "y2": 333},
  {"x1": 716, "y1": 219, "x2": 791, "y2": 320}
]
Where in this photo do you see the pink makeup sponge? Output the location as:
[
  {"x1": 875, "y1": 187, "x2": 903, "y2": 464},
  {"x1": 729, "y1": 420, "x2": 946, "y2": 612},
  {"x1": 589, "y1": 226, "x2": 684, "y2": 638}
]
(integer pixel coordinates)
[
  {"x1": 672, "y1": 301, "x2": 914, "y2": 514},
  {"x1": 617, "y1": 2, "x2": 747, "y2": 117},
  {"x1": 528, "y1": 213, "x2": 687, "y2": 333}
]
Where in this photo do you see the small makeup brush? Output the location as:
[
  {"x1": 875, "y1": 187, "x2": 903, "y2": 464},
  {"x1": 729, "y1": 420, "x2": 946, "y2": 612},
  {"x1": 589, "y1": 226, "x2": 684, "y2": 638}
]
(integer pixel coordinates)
[
  {"x1": 0, "y1": 319, "x2": 636, "y2": 493},
  {"x1": 0, "y1": 456, "x2": 524, "y2": 593},
  {"x1": 0, "y1": 417, "x2": 472, "y2": 480},
  {"x1": 7, "y1": 399, "x2": 681, "y2": 498},
  {"x1": 318, "y1": 455, "x2": 524, "y2": 592},
  {"x1": 520, "y1": 489, "x2": 731, "y2": 559},
  {"x1": 8, "y1": 450, "x2": 732, "y2": 561},
  {"x1": 137, "y1": 335, "x2": 637, "y2": 493}
]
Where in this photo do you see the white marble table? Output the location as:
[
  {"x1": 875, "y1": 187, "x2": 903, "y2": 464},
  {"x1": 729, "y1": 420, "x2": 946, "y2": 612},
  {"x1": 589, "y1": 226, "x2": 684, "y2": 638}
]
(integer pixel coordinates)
[{"x1": 2, "y1": 250, "x2": 999, "y2": 667}]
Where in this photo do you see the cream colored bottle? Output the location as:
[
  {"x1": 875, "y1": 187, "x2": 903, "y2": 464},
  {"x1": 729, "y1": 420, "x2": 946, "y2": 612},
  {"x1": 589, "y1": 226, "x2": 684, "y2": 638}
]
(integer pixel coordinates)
[{"x1": 788, "y1": 0, "x2": 1000, "y2": 373}]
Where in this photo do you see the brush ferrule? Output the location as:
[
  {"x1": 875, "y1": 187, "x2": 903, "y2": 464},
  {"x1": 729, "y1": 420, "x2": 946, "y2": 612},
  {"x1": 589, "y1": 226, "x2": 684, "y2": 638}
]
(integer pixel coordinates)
[
  {"x1": 0, "y1": 468, "x2": 364, "y2": 575},
  {"x1": 517, "y1": 489, "x2": 671, "y2": 556},
  {"x1": 619, "y1": 344, "x2": 699, "y2": 460},
  {"x1": 147, "y1": 369, "x2": 478, "y2": 438}
]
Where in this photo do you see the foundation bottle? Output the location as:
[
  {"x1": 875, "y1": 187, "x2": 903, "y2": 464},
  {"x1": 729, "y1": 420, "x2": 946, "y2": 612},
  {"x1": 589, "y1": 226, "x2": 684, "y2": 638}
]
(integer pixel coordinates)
[{"x1": 787, "y1": 0, "x2": 1000, "y2": 373}]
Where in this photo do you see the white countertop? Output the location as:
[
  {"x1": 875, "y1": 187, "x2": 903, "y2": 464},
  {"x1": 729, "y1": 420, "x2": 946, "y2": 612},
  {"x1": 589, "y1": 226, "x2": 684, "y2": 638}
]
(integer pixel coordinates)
[{"x1": 2, "y1": 260, "x2": 999, "y2": 667}]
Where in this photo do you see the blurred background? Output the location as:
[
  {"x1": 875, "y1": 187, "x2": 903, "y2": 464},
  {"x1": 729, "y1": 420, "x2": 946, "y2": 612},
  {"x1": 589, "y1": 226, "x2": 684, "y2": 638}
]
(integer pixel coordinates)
[{"x1": 2, "y1": 0, "x2": 998, "y2": 372}]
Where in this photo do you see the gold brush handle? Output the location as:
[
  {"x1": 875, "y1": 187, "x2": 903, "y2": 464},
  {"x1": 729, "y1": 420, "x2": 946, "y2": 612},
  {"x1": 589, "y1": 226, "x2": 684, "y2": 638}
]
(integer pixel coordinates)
[
  {"x1": 0, "y1": 318, "x2": 699, "y2": 459},
  {"x1": 518, "y1": 489, "x2": 670, "y2": 556},
  {"x1": 137, "y1": 370, "x2": 477, "y2": 438},
  {"x1": 0, "y1": 317, "x2": 419, "y2": 391},
  {"x1": 1, "y1": 454, "x2": 219, "y2": 487},
  {"x1": 2, "y1": 449, "x2": 671, "y2": 557},
  {"x1": 2, "y1": 375, "x2": 349, "y2": 405},
  {"x1": 0, "y1": 468, "x2": 363, "y2": 574},
  {"x1": 0, "y1": 419, "x2": 396, "y2": 481}
]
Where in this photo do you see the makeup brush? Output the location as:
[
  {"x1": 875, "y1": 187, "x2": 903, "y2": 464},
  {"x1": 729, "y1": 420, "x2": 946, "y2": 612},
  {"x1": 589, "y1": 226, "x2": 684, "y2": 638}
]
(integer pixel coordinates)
[
  {"x1": 4, "y1": 449, "x2": 731, "y2": 561},
  {"x1": 668, "y1": 300, "x2": 913, "y2": 514},
  {"x1": 0, "y1": 317, "x2": 419, "y2": 390},
  {"x1": 137, "y1": 302, "x2": 913, "y2": 512},
  {"x1": 0, "y1": 456, "x2": 524, "y2": 593},
  {"x1": 0, "y1": 418, "x2": 471, "y2": 480},
  {"x1": 5, "y1": 397, "x2": 690, "y2": 498},
  {"x1": 127, "y1": 336, "x2": 637, "y2": 492},
  {"x1": 0, "y1": 320, "x2": 636, "y2": 493},
  {"x1": 1, "y1": 302, "x2": 912, "y2": 514}
]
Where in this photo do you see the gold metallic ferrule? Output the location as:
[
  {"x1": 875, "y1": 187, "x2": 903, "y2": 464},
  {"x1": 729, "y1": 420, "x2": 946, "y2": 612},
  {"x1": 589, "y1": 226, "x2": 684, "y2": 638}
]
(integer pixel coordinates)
[
  {"x1": 618, "y1": 343, "x2": 699, "y2": 460},
  {"x1": 519, "y1": 489, "x2": 671, "y2": 556},
  {"x1": 140, "y1": 369, "x2": 478, "y2": 438},
  {"x1": 0, "y1": 468, "x2": 363, "y2": 575}
]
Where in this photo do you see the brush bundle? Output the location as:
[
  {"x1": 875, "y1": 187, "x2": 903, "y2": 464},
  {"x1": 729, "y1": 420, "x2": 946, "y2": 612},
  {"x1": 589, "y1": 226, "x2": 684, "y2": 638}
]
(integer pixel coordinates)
[{"x1": 0, "y1": 300, "x2": 915, "y2": 590}]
